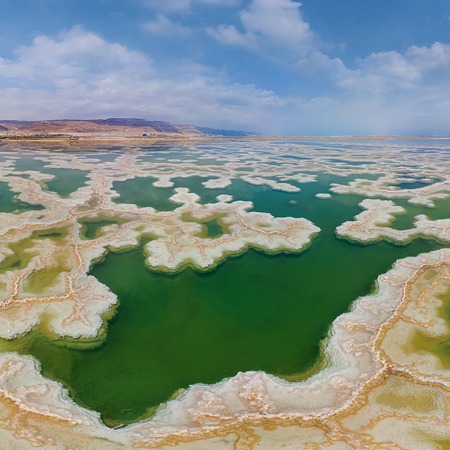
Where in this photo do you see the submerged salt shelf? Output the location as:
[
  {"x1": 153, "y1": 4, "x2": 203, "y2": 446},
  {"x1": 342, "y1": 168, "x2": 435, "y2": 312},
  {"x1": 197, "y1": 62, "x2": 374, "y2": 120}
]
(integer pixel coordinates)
[{"x1": 0, "y1": 138, "x2": 448, "y2": 449}]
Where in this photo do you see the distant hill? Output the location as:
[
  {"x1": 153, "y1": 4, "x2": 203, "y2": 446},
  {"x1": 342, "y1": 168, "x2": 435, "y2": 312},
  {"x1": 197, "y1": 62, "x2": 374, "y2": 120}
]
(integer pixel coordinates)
[{"x1": 0, "y1": 118, "x2": 253, "y2": 137}]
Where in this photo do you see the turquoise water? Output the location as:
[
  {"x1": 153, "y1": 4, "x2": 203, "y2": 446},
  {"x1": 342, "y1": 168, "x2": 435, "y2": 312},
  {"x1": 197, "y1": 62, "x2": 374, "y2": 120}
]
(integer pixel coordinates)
[
  {"x1": 112, "y1": 177, "x2": 178, "y2": 210},
  {"x1": 45, "y1": 168, "x2": 89, "y2": 197},
  {"x1": 14, "y1": 155, "x2": 89, "y2": 196},
  {"x1": 0, "y1": 181, "x2": 43, "y2": 212}
]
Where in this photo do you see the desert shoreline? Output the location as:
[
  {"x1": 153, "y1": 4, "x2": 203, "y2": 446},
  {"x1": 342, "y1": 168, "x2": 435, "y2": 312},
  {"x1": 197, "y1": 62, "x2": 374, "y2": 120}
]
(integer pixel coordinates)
[{"x1": 1, "y1": 134, "x2": 450, "y2": 144}]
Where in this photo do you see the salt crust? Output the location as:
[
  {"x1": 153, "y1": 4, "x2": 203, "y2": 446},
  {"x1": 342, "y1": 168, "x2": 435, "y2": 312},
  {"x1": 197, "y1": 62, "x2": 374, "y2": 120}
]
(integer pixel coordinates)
[
  {"x1": 0, "y1": 142, "x2": 348, "y2": 341},
  {"x1": 0, "y1": 249, "x2": 448, "y2": 449},
  {"x1": 330, "y1": 176, "x2": 450, "y2": 207},
  {"x1": 0, "y1": 140, "x2": 449, "y2": 448},
  {"x1": 0, "y1": 178, "x2": 319, "y2": 339},
  {"x1": 337, "y1": 198, "x2": 450, "y2": 243}
]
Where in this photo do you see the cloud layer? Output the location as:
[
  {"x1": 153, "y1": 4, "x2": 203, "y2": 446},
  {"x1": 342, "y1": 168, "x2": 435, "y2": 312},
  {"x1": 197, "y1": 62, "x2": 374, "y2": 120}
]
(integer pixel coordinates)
[
  {"x1": 207, "y1": 0, "x2": 314, "y2": 59},
  {"x1": 0, "y1": 27, "x2": 282, "y2": 132},
  {"x1": 1, "y1": 0, "x2": 450, "y2": 135}
]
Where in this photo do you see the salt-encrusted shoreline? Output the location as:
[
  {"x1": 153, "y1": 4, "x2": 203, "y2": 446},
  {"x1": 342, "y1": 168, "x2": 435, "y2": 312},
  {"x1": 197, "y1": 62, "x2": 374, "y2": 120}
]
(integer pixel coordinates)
[
  {"x1": 337, "y1": 198, "x2": 450, "y2": 243},
  {"x1": 0, "y1": 249, "x2": 447, "y2": 449},
  {"x1": 0, "y1": 140, "x2": 448, "y2": 448},
  {"x1": 0, "y1": 171, "x2": 319, "y2": 339}
]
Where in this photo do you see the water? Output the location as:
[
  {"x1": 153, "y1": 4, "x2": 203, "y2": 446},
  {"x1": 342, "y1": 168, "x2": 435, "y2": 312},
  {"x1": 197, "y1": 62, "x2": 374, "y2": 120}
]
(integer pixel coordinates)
[
  {"x1": 0, "y1": 181, "x2": 43, "y2": 212},
  {"x1": 11, "y1": 174, "x2": 447, "y2": 427},
  {"x1": 1, "y1": 140, "x2": 449, "y2": 428},
  {"x1": 14, "y1": 155, "x2": 89, "y2": 197}
]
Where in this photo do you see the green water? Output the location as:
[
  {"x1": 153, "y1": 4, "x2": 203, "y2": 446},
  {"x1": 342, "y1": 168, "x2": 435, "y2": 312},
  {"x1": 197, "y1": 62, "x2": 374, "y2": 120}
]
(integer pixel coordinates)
[
  {"x1": 203, "y1": 218, "x2": 223, "y2": 238},
  {"x1": 389, "y1": 197, "x2": 450, "y2": 231},
  {"x1": 180, "y1": 213, "x2": 226, "y2": 238},
  {"x1": 0, "y1": 181, "x2": 43, "y2": 213},
  {"x1": 0, "y1": 240, "x2": 38, "y2": 274},
  {"x1": 80, "y1": 219, "x2": 123, "y2": 240},
  {"x1": 328, "y1": 158, "x2": 375, "y2": 166},
  {"x1": 13, "y1": 155, "x2": 48, "y2": 172},
  {"x1": 0, "y1": 228, "x2": 67, "y2": 275},
  {"x1": 112, "y1": 177, "x2": 179, "y2": 211},
  {"x1": 395, "y1": 181, "x2": 433, "y2": 189},
  {"x1": 14, "y1": 156, "x2": 89, "y2": 197},
  {"x1": 169, "y1": 174, "x2": 381, "y2": 215},
  {"x1": 45, "y1": 168, "x2": 89, "y2": 197},
  {"x1": 112, "y1": 173, "x2": 376, "y2": 218},
  {"x1": 2, "y1": 147, "x2": 449, "y2": 427},
  {"x1": 9, "y1": 175, "x2": 447, "y2": 427},
  {"x1": 409, "y1": 289, "x2": 450, "y2": 368},
  {"x1": 436, "y1": 295, "x2": 450, "y2": 363}
]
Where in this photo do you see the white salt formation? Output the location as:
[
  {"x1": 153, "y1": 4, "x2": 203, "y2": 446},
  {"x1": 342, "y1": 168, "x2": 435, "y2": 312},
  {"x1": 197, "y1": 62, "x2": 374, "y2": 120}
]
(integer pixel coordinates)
[{"x1": 337, "y1": 198, "x2": 450, "y2": 243}]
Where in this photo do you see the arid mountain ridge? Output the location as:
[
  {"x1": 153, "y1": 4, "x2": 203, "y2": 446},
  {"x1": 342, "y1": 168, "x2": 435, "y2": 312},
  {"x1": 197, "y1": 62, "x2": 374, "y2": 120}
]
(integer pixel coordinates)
[{"x1": 0, "y1": 118, "x2": 253, "y2": 138}]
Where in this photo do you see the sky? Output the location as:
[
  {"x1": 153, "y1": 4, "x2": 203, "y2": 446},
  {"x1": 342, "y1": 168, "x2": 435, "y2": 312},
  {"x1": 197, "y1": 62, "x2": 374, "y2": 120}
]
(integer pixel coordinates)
[{"x1": 0, "y1": 0, "x2": 449, "y2": 135}]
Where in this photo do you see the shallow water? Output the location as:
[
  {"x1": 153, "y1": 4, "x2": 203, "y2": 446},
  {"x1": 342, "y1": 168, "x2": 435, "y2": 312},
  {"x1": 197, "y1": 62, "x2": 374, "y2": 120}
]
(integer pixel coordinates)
[
  {"x1": 14, "y1": 155, "x2": 89, "y2": 196},
  {"x1": 0, "y1": 181, "x2": 43, "y2": 212},
  {"x1": 389, "y1": 197, "x2": 450, "y2": 231}
]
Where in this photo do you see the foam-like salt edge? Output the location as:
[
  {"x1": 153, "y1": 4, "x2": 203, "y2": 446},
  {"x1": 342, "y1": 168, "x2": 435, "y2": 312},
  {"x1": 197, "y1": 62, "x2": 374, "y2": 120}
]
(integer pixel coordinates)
[
  {"x1": 0, "y1": 248, "x2": 448, "y2": 449},
  {"x1": 330, "y1": 176, "x2": 450, "y2": 207},
  {"x1": 315, "y1": 193, "x2": 331, "y2": 199},
  {"x1": 337, "y1": 198, "x2": 450, "y2": 243}
]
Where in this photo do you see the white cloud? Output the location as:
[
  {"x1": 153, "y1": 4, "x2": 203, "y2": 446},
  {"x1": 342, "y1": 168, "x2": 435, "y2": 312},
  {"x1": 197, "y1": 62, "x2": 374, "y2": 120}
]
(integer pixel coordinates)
[
  {"x1": 2, "y1": 26, "x2": 450, "y2": 136},
  {"x1": 406, "y1": 42, "x2": 450, "y2": 70},
  {"x1": 198, "y1": 0, "x2": 240, "y2": 5},
  {"x1": 288, "y1": 41, "x2": 450, "y2": 135},
  {"x1": 336, "y1": 51, "x2": 421, "y2": 92},
  {"x1": 142, "y1": 14, "x2": 194, "y2": 37},
  {"x1": 0, "y1": 26, "x2": 150, "y2": 81},
  {"x1": 239, "y1": 0, "x2": 313, "y2": 48},
  {"x1": 296, "y1": 51, "x2": 346, "y2": 75},
  {"x1": 287, "y1": 90, "x2": 450, "y2": 136},
  {"x1": 283, "y1": 42, "x2": 450, "y2": 135},
  {"x1": 208, "y1": 0, "x2": 314, "y2": 58},
  {"x1": 206, "y1": 24, "x2": 252, "y2": 47},
  {"x1": 138, "y1": 0, "x2": 191, "y2": 12},
  {"x1": 0, "y1": 27, "x2": 282, "y2": 132},
  {"x1": 336, "y1": 42, "x2": 450, "y2": 93},
  {"x1": 138, "y1": 0, "x2": 239, "y2": 12}
]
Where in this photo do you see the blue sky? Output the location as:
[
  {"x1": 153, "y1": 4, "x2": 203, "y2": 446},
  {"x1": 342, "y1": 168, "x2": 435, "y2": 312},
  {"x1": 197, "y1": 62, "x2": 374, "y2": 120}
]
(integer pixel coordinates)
[{"x1": 1, "y1": 0, "x2": 449, "y2": 135}]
